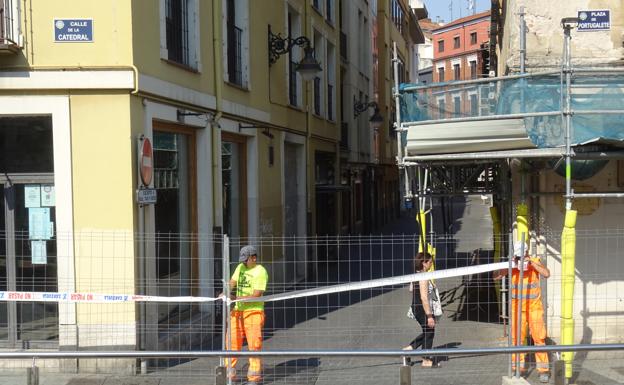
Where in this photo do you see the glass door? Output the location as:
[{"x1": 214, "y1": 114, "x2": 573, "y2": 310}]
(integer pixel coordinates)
[
  {"x1": 0, "y1": 184, "x2": 8, "y2": 342},
  {"x1": 0, "y1": 179, "x2": 58, "y2": 347}
]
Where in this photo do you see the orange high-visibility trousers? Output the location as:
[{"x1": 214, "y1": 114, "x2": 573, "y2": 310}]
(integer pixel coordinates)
[
  {"x1": 511, "y1": 300, "x2": 549, "y2": 373},
  {"x1": 226, "y1": 310, "x2": 265, "y2": 382}
]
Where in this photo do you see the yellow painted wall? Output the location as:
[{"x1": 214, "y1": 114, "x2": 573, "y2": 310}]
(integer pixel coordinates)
[
  {"x1": 258, "y1": 133, "x2": 284, "y2": 238},
  {"x1": 5, "y1": 0, "x2": 133, "y2": 67},
  {"x1": 130, "y1": 0, "x2": 215, "y2": 93},
  {"x1": 70, "y1": 92, "x2": 136, "y2": 326}
]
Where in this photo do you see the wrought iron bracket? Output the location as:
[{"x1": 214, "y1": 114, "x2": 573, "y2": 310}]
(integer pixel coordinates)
[
  {"x1": 353, "y1": 100, "x2": 379, "y2": 118},
  {"x1": 268, "y1": 25, "x2": 312, "y2": 66}
]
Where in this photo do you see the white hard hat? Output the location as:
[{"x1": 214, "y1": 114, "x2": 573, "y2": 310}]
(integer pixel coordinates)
[{"x1": 513, "y1": 242, "x2": 529, "y2": 257}]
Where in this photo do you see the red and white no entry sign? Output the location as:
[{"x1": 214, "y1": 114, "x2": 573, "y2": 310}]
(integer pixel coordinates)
[{"x1": 140, "y1": 137, "x2": 153, "y2": 187}]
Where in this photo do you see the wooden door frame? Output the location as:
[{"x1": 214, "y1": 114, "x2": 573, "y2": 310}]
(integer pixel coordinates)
[
  {"x1": 221, "y1": 132, "x2": 248, "y2": 238},
  {"x1": 152, "y1": 120, "x2": 199, "y2": 295}
]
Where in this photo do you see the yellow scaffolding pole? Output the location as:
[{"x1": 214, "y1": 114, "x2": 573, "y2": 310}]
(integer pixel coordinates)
[{"x1": 561, "y1": 209, "x2": 577, "y2": 378}]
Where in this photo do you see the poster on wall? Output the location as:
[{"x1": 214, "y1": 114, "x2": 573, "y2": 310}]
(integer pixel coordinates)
[
  {"x1": 24, "y1": 185, "x2": 41, "y2": 208},
  {"x1": 41, "y1": 185, "x2": 56, "y2": 206},
  {"x1": 31, "y1": 240, "x2": 48, "y2": 264},
  {"x1": 28, "y1": 207, "x2": 53, "y2": 240}
]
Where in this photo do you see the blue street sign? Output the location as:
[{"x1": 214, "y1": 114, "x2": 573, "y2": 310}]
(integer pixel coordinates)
[
  {"x1": 54, "y1": 19, "x2": 93, "y2": 42},
  {"x1": 577, "y1": 10, "x2": 610, "y2": 32}
]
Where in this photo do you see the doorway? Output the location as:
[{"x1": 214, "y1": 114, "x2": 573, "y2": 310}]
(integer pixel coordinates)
[
  {"x1": 0, "y1": 179, "x2": 58, "y2": 348},
  {"x1": 0, "y1": 115, "x2": 58, "y2": 348}
]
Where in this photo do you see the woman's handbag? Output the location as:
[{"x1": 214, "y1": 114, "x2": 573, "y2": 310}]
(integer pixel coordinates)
[
  {"x1": 430, "y1": 285, "x2": 443, "y2": 317},
  {"x1": 406, "y1": 306, "x2": 416, "y2": 320}
]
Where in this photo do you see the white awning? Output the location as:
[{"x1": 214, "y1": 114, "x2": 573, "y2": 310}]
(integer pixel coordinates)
[{"x1": 404, "y1": 118, "x2": 536, "y2": 156}]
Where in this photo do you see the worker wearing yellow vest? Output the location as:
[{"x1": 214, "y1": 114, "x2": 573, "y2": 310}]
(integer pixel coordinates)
[
  {"x1": 495, "y1": 242, "x2": 551, "y2": 383},
  {"x1": 225, "y1": 245, "x2": 269, "y2": 385}
]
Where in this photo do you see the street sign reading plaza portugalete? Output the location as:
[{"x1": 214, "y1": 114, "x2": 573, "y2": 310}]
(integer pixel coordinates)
[
  {"x1": 577, "y1": 10, "x2": 610, "y2": 32},
  {"x1": 54, "y1": 19, "x2": 93, "y2": 42}
]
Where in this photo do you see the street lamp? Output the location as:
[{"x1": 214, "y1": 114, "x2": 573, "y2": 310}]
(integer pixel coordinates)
[
  {"x1": 268, "y1": 25, "x2": 322, "y2": 81},
  {"x1": 354, "y1": 101, "x2": 383, "y2": 130}
]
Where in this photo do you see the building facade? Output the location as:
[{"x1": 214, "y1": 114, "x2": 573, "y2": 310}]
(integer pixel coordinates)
[
  {"x1": 0, "y1": 0, "x2": 350, "y2": 360},
  {"x1": 432, "y1": 11, "x2": 491, "y2": 83},
  {"x1": 374, "y1": 0, "x2": 425, "y2": 224}
]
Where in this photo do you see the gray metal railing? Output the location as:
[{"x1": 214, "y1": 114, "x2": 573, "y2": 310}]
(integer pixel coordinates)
[
  {"x1": 0, "y1": 0, "x2": 17, "y2": 45},
  {"x1": 6, "y1": 344, "x2": 624, "y2": 385},
  {"x1": 227, "y1": 24, "x2": 243, "y2": 86}
]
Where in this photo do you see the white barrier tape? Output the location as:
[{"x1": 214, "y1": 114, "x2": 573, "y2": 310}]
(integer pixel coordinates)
[
  {"x1": 0, "y1": 291, "x2": 220, "y2": 303},
  {"x1": 0, "y1": 262, "x2": 507, "y2": 305},
  {"x1": 236, "y1": 261, "x2": 509, "y2": 303}
]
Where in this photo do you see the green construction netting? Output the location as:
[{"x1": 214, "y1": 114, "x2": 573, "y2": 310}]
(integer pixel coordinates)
[{"x1": 399, "y1": 73, "x2": 624, "y2": 149}]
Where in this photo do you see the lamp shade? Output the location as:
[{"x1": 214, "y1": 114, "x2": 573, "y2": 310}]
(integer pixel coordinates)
[
  {"x1": 369, "y1": 107, "x2": 383, "y2": 130},
  {"x1": 297, "y1": 46, "x2": 322, "y2": 81}
]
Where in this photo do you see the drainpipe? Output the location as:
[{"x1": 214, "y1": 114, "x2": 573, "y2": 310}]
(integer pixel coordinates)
[
  {"x1": 304, "y1": 4, "x2": 313, "y2": 236},
  {"x1": 212, "y1": 0, "x2": 225, "y2": 367},
  {"x1": 212, "y1": 0, "x2": 224, "y2": 229}
]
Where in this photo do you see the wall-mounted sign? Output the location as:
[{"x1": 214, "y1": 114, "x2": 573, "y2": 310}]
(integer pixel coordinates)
[
  {"x1": 139, "y1": 137, "x2": 154, "y2": 187},
  {"x1": 577, "y1": 10, "x2": 610, "y2": 32},
  {"x1": 54, "y1": 19, "x2": 93, "y2": 42},
  {"x1": 136, "y1": 188, "x2": 157, "y2": 205}
]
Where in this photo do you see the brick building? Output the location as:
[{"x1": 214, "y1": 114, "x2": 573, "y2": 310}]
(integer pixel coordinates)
[{"x1": 432, "y1": 11, "x2": 491, "y2": 83}]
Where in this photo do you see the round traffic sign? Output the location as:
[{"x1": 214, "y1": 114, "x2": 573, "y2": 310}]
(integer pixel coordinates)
[{"x1": 140, "y1": 137, "x2": 153, "y2": 186}]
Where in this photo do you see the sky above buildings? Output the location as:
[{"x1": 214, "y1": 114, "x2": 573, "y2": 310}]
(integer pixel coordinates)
[{"x1": 422, "y1": 0, "x2": 490, "y2": 24}]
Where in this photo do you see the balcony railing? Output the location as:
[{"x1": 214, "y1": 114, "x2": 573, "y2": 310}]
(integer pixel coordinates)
[
  {"x1": 0, "y1": 0, "x2": 19, "y2": 53},
  {"x1": 313, "y1": 77, "x2": 321, "y2": 116},
  {"x1": 227, "y1": 24, "x2": 243, "y2": 86},
  {"x1": 165, "y1": 0, "x2": 190, "y2": 66},
  {"x1": 289, "y1": 60, "x2": 298, "y2": 106},
  {"x1": 327, "y1": 84, "x2": 334, "y2": 121}
]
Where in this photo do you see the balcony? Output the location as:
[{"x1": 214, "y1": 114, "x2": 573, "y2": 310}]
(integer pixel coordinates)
[
  {"x1": 313, "y1": 76, "x2": 321, "y2": 116},
  {"x1": 0, "y1": 0, "x2": 20, "y2": 54},
  {"x1": 398, "y1": 70, "x2": 624, "y2": 159},
  {"x1": 226, "y1": 24, "x2": 243, "y2": 86}
]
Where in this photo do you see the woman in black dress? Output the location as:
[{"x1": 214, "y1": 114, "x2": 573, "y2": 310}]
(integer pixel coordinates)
[{"x1": 403, "y1": 252, "x2": 438, "y2": 367}]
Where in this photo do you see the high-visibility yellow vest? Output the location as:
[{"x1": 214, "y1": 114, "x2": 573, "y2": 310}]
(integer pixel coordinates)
[{"x1": 511, "y1": 257, "x2": 543, "y2": 306}]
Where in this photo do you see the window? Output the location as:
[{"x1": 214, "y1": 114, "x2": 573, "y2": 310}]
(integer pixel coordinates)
[
  {"x1": 391, "y1": 0, "x2": 405, "y2": 33},
  {"x1": 453, "y1": 36, "x2": 460, "y2": 49},
  {"x1": 454, "y1": 96, "x2": 461, "y2": 116},
  {"x1": 470, "y1": 31, "x2": 477, "y2": 45},
  {"x1": 395, "y1": 57, "x2": 406, "y2": 84},
  {"x1": 314, "y1": 76, "x2": 322, "y2": 115},
  {"x1": 313, "y1": 30, "x2": 324, "y2": 116},
  {"x1": 326, "y1": 0, "x2": 333, "y2": 23},
  {"x1": 327, "y1": 42, "x2": 336, "y2": 120},
  {"x1": 453, "y1": 63, "x2": 460, "y2": 80},
  {"x1": 438, "y1": 40, "x2": 444, "y2": 52},
  {"x1": 165, "y1": 0, "x2": 189, "y2": 64},
  {"x1": 470, "y1": 94, "x2": 478, "y2": 116},
  {"x1": 437, "y1": 67, "x2": 445, "y2": 82},
  {"x1": 470, "y1": 60, "x2": 477, "y2": 79},
  {"x1": 287, "y1": 8, "x2": 302, "y2": 106},
  {"x1": 226, "y1": 0, "x2": 241, "y2": 85},
  {"x1": 223, "y1": 0, "x2": 249, "y2": 87},
  {"x1": 0, "y1": 117, "x2": 53, "y2": 173},
  {"x1": 438, "y1": 99, "x2": 445, "y2": 118},
  {"x1": 312, "y1": 0, "x2": 321, "y2": 12},
  {"x1": 163, "y1": 0, "x2": 199, "y2": 68}
]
